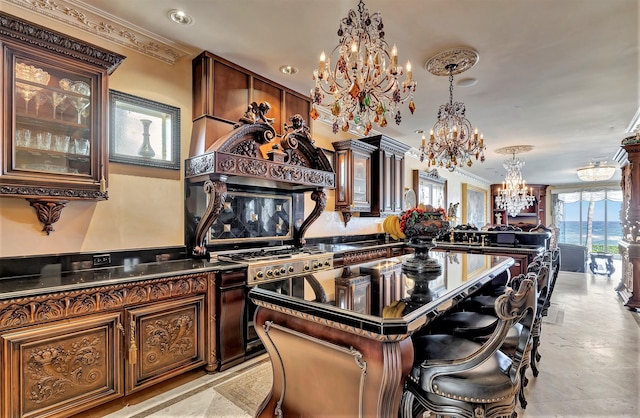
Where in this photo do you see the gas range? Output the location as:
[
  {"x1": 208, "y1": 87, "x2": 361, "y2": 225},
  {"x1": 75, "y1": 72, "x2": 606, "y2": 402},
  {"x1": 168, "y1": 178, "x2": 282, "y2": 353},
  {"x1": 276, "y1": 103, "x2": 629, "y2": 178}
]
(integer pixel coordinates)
[{"x1": 212, "y1": 246, "x2": 334, "y2": 285}]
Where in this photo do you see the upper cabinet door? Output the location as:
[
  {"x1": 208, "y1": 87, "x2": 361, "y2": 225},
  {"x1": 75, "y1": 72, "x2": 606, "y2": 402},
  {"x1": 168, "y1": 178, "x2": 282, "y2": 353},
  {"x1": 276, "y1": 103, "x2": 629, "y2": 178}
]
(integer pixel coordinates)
[
  {"x1": 9, "y1": 52, "x2": 99, "y2": 182},
  {"x1": 0, "y1": 12, "x2": 124, "y2": 201},
  {"x1": 332, "y1": 139, "x2": 377, "y2": 225},
  {"x1": 359, "y1": 135, "x2": 411, "y2": 217}
]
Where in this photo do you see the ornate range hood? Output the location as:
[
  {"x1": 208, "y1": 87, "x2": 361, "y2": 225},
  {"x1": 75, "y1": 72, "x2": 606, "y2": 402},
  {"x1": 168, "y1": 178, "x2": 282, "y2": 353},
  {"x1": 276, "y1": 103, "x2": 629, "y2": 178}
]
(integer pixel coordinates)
[{"x1": 185, "y1": 103, "x2": 335, "y2": 255}]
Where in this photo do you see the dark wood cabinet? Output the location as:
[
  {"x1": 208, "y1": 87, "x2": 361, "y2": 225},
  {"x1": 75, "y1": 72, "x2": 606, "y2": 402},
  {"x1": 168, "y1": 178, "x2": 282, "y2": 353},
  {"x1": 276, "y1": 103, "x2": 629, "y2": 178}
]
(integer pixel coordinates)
[
  {"x1": 490, "y1": 183, "x2": 547, "y2": 226},
  {"x1": 190, "y1": 52, "x2": 311, "y2": 157},
  {"x1": 360, "y1": 135, "x2": 411, "y2": 216},
  {"x1": 216, "y1": 268, "x2": 247, "y2": 370},
  {"x1": 0, "y1": 12, "x2": 125, "y2": 234},
  {"x1": 1, "y1": 312, "x2": 125, "y2": 418},
  {"x1": 332, "y1": 139, "x2": 377, "y2": 225},
  {"x1": 0, "y1": 271, "x2": 213, "y2": 418},
  {"x1": 488, "y1": 252, "x2": 529, "y2": 278},
  {"x1": 125, "y1": 295, "x2": 206, "y2": 394}
]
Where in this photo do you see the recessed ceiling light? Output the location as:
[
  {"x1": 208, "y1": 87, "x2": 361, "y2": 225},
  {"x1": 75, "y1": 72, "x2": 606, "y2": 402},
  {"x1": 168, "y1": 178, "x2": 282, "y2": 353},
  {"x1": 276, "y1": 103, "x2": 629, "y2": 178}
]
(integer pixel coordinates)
[
  {"x1": 456, "y1": 77, "x2": 478, "y2": 87},
  {"x1": 168, "y1": 9, "x2": 193, "y2": 25},
  {"x1": 279, "y1": 65, "x2": 298, "y2": 75}
]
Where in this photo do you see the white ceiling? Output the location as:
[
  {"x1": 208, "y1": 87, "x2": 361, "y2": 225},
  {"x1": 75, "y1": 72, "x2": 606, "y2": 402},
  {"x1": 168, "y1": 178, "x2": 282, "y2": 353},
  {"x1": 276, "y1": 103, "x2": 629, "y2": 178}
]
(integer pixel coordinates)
[{"x1": 45, "y1": 1, "x2": 640, "y2": 185}]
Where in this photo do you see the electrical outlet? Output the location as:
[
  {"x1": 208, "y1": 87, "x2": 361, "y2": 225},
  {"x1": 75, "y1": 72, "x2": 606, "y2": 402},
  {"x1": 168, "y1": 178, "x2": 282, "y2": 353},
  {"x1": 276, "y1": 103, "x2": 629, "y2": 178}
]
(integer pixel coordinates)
[{"x1": 93, "y1": 253, "x2": 111, "y2": 267}]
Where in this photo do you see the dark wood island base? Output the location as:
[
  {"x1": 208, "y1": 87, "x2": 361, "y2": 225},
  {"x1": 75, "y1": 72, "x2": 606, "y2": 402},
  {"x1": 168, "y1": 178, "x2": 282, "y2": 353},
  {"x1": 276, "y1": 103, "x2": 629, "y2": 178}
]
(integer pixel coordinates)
[{"x1": 254, "y1": 307, "x2": 413, "y2": 418}]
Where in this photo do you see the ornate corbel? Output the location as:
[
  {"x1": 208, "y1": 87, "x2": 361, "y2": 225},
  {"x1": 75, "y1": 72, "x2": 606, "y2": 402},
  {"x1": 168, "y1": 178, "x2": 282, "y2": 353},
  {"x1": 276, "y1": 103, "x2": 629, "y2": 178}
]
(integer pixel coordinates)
[
  {"x1": 340, "y1": 209, "x2": 353, "y2": 227},
  {"x1": 27, "y1": 198, "x2": 69, "y2": 235},
  {"x1": 192, "y1": 178, "x2": 228, "y2": 256},
  {"x1": 295, "y1": 188, "x2": 327, "y2": 247}
]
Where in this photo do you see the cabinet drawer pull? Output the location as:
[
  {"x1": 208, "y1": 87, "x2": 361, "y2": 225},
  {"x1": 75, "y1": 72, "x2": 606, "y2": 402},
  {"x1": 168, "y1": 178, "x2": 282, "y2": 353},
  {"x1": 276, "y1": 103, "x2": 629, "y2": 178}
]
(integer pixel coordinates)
[{"x1": 129, "y1": 320, "x2": 137, "y2": 365}]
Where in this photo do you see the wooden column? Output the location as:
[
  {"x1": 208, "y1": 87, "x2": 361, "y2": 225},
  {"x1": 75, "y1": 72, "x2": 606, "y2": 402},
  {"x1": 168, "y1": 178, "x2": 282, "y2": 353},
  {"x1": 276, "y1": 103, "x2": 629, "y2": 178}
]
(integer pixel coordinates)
[{"x1": 614, "y1": 137, "x2": 640, "y2": 310}]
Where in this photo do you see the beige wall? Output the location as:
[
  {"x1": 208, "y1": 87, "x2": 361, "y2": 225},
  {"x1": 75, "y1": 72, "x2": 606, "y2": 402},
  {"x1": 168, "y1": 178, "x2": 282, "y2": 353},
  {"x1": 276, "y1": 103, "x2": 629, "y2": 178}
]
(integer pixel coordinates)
[
  {"x1": 0, "y1": 5, "x2": 490, "y2": 258},
  {"x1": 0, "y1": 5, "x2": 192, "y2": 257}
]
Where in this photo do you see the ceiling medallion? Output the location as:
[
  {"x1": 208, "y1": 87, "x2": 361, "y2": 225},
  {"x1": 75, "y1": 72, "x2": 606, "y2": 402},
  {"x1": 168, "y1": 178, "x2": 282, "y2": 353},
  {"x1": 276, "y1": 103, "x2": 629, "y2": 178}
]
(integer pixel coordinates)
[{"x1": 425, "y1": 47, "x2": 479, "y2": 76}]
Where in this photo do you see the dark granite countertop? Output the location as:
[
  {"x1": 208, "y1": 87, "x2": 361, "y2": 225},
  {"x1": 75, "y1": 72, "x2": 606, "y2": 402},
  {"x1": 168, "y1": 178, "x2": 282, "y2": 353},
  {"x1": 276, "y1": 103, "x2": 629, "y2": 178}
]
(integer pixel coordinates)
[
  {"x1": 308, "y1": 240, "x2": 404, "y2": 254},
  {"x1": 434, "y1": 242, "x2": 545, "y2": 254},
  {"x1": 250, "y1": 254, "x2": 514, "y2": 337},
  {"x1": 0, "y1": 259, "x2": 245, "y2": 300}
]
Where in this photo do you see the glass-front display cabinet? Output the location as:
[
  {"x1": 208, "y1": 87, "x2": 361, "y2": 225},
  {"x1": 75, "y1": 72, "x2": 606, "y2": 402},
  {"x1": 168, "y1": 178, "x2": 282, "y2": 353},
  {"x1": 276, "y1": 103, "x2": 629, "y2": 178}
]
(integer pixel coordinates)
[
  {"x1": 0, "y1": 12, "x2": 124, "y2": 233},
  {"x1": 332, "y1": 139, "x2": 377, "y2": 226}
]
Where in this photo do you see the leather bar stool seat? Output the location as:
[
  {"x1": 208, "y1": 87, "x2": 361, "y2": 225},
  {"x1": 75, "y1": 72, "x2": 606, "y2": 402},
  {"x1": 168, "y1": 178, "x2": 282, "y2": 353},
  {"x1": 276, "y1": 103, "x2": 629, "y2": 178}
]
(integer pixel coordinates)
[
  {"x1": 410, "y1": 334, "x2": 515, "y2": 400},
  {"x1": 400, "y1": 278, "x2": 537, "y2": 418},
  {"x1": 428, "y1": 310, "x2": 523, "y2": 355}
]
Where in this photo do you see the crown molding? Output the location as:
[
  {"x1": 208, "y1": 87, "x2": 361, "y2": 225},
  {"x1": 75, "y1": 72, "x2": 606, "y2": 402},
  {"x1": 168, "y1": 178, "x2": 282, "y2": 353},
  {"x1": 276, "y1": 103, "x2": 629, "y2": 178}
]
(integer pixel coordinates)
[{"x1": 6, "y1": 0, "x2": 197, "y2": 64}]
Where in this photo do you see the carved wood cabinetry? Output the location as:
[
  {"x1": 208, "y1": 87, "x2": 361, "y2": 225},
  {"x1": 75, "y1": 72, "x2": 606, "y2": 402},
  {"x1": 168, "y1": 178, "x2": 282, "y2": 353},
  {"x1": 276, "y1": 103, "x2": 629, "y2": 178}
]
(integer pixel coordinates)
[
  {"x1": 332, "y1": 139, "x2": 377, "y2": 225},
  {"x1": 0, "y1": 12, "x2": 124, "y2": 234},
  {"x1": 614, "y1": 139, "x2": 640, "y2": 310},
  {"x1": 0, "y1": 272, "x2": 213, "y2": 418},
  {"x1": 2, "y1": 312, "x2": 124, "y2": 418},
  {"x1": 490, "y1": 183, "x2": 547, "y2": 225},
  {"x1": 360, "y1": 134, "x2": 411, "y2": 216}
]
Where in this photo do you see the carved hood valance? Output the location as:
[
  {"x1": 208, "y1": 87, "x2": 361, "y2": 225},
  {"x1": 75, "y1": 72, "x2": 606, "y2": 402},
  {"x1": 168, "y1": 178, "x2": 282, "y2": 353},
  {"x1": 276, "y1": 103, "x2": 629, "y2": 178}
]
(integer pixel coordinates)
[{"x1": 185, "y1": 103, "x2": 334, "y2": 190}]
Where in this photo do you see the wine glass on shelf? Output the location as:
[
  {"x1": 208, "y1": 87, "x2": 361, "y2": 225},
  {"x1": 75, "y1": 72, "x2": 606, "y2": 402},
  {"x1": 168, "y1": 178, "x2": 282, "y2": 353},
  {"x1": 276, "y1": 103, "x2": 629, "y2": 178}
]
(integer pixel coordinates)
[
  {"x1": 60, "y1": 79, "x2": 91, "y2": 124},
  {"x1": 51, "y1": 91, "x2": 67, "y2": 120},
  {"x1": 33, "y1": 91, "x2": 49, "y2": 117},
  {"x1": 15, "y1": 63, "x2": 50, "y2": 114}
]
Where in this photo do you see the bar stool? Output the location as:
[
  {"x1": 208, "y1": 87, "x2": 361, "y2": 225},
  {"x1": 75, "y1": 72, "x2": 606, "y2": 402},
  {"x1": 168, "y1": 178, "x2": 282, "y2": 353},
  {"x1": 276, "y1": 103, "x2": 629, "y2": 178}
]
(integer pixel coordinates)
[
  {"x1": 401, "y1": 278, "x2": 537, "y2": 418},
  {"x1": 423, "y1": 266, "x2": 547, "y2": 408}
]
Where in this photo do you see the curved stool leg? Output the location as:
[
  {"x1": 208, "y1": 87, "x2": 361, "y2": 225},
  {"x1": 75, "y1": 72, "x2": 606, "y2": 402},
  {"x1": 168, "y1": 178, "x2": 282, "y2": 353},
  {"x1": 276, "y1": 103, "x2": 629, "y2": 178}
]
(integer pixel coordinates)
[
  {"x1": 399, "y1": 390, "x2": 427, "y2": 418},
  {"x1": 530, "y1": 320, "x2": 542, "y2": 377}
]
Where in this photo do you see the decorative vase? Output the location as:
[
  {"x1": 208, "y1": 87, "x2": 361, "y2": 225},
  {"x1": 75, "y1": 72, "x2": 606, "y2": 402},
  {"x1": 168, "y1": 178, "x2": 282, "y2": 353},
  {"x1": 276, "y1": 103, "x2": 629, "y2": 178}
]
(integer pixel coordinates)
[
  {"x1": 403, "y1": 236, "x2": 442, "y2": 274},
  {"x1": 138, "y1": 119, "x2": 156, "y2": 158},
  {"x1": 401, "y1": 211, "x2": 451, "y2": 305}
]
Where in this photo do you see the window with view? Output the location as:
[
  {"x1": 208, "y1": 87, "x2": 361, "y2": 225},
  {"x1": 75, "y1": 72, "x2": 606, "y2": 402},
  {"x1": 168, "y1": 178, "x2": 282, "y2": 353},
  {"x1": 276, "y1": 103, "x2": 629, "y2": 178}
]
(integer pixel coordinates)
[{"x1": 551, "y1": 189, "x2": 622, "y2": 255}]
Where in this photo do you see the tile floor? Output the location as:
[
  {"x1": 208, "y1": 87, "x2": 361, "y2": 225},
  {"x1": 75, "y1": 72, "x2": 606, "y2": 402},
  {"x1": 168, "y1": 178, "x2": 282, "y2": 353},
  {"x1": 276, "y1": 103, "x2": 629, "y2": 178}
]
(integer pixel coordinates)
[{"x1": 83, "y1": 268, "x2": 639, "y2": 417}]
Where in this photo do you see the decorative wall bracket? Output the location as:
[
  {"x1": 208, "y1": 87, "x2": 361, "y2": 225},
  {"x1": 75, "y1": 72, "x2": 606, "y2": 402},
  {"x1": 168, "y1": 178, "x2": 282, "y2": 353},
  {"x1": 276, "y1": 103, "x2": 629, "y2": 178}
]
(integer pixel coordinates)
[
  {"x1": 340, "y1": 210, "x2": 353, "y2": 227},
  {"x1": 27, "y1": 198, "x2": 69, "y2": 235}
]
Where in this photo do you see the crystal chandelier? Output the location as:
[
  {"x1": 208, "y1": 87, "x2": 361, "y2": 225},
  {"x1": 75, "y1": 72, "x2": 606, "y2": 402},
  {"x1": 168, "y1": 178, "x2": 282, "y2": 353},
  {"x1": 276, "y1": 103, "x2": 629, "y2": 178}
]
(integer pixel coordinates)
[
  {"x1": 310, "y1": 0, "x2": 417, "y2": 136},
  {"x1": 420, "y1": 48, "x2": 486, "y2": 171},
  {"x1": 494, "y1": 146, "x2": 536, "y2": 217},
  {"x1": 576, "y1": 161, "x2": 616, "y2": 182}
]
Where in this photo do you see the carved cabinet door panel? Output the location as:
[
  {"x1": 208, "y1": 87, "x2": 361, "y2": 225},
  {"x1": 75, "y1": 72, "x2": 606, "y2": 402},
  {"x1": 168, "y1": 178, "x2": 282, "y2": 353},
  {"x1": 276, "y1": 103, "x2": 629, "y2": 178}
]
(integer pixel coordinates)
[
  {"x1": 125, "y1": 295, "x2": 206, "y2": 394},
  {"x1": 1, "y1": 311, "x2": 124, "y2": 418}
]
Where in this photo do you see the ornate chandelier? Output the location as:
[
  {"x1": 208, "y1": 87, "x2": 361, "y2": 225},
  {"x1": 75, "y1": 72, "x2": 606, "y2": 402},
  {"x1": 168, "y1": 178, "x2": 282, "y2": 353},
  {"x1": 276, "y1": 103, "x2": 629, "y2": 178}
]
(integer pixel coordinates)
[
  {"x1": 576, "y1": 161, "x2": 616, "y2": 182},
  {"x1": 494, "y1": 146, "x2": 536, "y2": 217},
  {"x1": 420, "y1": 48, "x2": 486, "y2": 171},
  {"x1": 310, "y1": 0, "x2": 417, "y2": 136}
]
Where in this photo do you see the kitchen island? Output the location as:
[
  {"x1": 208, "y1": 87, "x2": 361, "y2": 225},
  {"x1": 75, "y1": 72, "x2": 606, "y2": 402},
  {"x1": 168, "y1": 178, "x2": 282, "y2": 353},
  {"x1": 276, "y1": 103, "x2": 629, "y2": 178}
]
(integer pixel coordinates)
[{"x1": 249, "y1": 251, "x2": 513, "y2": 418}]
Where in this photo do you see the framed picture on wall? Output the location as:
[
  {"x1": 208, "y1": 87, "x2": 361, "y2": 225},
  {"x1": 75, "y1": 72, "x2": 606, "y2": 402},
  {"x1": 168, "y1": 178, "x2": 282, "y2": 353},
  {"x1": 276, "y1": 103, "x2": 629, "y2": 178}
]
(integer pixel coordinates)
[
  {"x1": 461, "y1": 183, "x2": 487, "y2": 228},
  {"x1": 109, "y1": 90, "x2": 181, "y2": 170}
]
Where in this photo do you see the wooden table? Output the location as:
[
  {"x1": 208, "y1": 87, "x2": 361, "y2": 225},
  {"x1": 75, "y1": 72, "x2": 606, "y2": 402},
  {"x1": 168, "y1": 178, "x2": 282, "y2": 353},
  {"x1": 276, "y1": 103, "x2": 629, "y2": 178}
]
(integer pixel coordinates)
[{"x1": 249, "y1": 251, "x2": 513, "y2": 418}]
